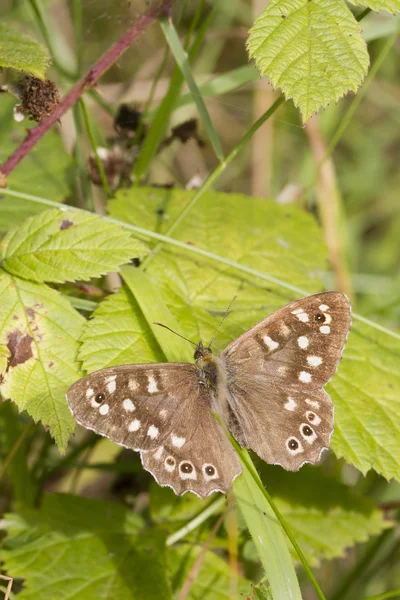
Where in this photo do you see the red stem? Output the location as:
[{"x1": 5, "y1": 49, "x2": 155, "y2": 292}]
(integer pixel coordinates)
[{"x1": 0, "y1": 0, "x2": 174, "y2": 178}]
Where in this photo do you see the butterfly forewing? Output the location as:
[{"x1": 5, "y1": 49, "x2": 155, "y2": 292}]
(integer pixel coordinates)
[
  {"x1": 66, "y1": 363, "x2": 241, "y2": 498},
  {"x1": 222, "y1": 292, "x2": 350, "y2": 470},
  {"x1": 222, "y1": 292, "x2": 351, "y2": 391}
]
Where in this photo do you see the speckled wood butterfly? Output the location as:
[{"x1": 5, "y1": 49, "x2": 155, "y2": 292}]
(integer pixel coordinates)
[{"x1": 67, "y1": 292, "x2": 351, "y2": 498}]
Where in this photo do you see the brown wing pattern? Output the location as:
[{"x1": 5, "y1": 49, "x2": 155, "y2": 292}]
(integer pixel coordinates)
[
  {"x1": 67, "y1": 363, "x2": 241, "y2": 498},
  {"x1": 222, "y1": 292, "x2": 350, "y2": 469}
]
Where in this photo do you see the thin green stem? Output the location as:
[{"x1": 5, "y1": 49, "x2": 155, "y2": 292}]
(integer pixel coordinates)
[
  {"x1": 72, "y1": 0, "x2": 83, "y2": 75},
  {"x1": 166, "y1": 496, "x2": 225, "y2": 546},
  {"x1": 80, "y1": 98, "x2": 112, "y2": 199},
  {"x1": 2, "y1": 187, "x2": 400, "y2": 342},
  {"x1": 364, "y1": 591, "x2": 400, "y2": 600},
  {"x1": 141, "y1": 96, "x2": 284, "y2": 268},
  {"x1": 356, "y1": 8, "x2": 372, "y2": 22},
  {"x1": 28, "y1": 0, "x2": 77, "y2": 79}
]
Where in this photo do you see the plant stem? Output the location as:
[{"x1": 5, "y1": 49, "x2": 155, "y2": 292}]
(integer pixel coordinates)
[
  {"x1": 0, "y1": 0, "x2": 175, "y2": 178},
  {"x1": 141, "y1": 96, "x2": 284, "y2": 268},
  {"x1": 79, "y1": 98, "x2": 112, "y2": 198},
  {"x1": 356, "y1": 8, "x2": 372, "y2": 22}
]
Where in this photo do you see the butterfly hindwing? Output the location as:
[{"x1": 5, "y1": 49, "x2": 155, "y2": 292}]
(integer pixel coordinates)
[
  {"x1": 227, "y1": 386, "x2": 333, "y2": 470},
  {"x1": 66, "y1": 363, "x2": 241, "y2": 498}
]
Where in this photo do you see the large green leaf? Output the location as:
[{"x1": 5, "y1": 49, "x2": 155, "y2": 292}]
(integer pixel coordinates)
[
  {"x1": 0, "y1": 208, "x2": 148, "y2": 283},
  {"x1": 0, "y1": 271, "x2": 84, "y2": 451},
  {"x1": 349, "y1": 0, "x2": 400, "y2": 14},
  {"x1": 251, "y1": 465, "x2": 391, "y2": 565},
  {"x1": 247, "y1": 0, "x2": 369, "y2": 122},
  {"x1": 0, "y1": 24, "x2": 50, "y2": 78},
  {"x1": 329, "y1": 321, "x2": 400, "y2": 479},
  {"x1": 78, "y1": 284, "x2": 163, "y2": 373},
  {"x1": 0, "y1": 96, "x2": 72, "y2": 203},
  {"x1": 107, "y1": 187, "x2": 400, "y2": 481},
  {"x1": 0, "y1": 494, "x2": 172, "y2": 600}
]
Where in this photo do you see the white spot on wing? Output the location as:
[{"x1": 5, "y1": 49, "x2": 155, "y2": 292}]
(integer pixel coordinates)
[
  {"x1": 263, "y1": 335, "x2": 279, "y2": 351},
  {"x1": 129, "y1": 379, "x2": 138, "y2": 391},
  {"x1": 147, "y1": 425, "x2": 159, "y2": 439},
  {"x1": 307, "y1": 356, "x2": 322, "y2": 367},
  {"x1": 284, "y1": 397, "x2": 296, "y2": 411},
  {"x1": 99, "y1": 403, "x2": 109, "y2": 415},
  {"x1": 306, "y1": 398, "x2": 320, "y2": 409},
  {"x1": 320, "y1": 325, "x2": 330, "y2": 334},
  {"x1": 147, "y1": 375, "x2": 158, "y2": 393},
  {"x1": 291, "y1": 308, "x2": 303, "y2": 315},
  {"x1": 86, "y1": 388, "x2": 94, "y2": 399},
  {"x1": 299, "y1": 371, "x2": 312, "y2": 383},
  {"x1": 280, "y1": 323, "x2": 290, "y2": 337},
  {"x1": 296, "y1": 312, "x2": 309, "y2": 323},
  {"x1": 154, "y1": 446, "x2": 164, "y2": 460},
  {"x1": 297, "y1": 336, "x2": 309, "y2": 349},
  {"x1": 319, "y1": 304, "x2": 329, "y2": 311},
  {"x1": 323, "y1": 313, "x2": 332, "y2": 324},
  {"x1": 123, "y1": 399, "x2": 135, "y2": 412},
  {"x1": 171, "y1": 434, "x2": 186, "y2": 448},
  {"x1": 105, "y1": 375, "x2": 116, "y2": 394},
  {"x1": 129, "y1": 419, "x2": 141, "y2": 432}
]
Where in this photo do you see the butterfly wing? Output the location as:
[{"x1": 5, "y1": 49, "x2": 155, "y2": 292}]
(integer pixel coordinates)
[
  {"x1": 66, "y1": 363, "x2": 241, "y2": 498},
  {"x1": 221, "y1": 292, "x2": 350, "y2": 470}
]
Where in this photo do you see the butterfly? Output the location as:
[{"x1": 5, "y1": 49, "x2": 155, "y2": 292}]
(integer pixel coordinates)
[{"x1": 66, "y1": 292, "x2": 351, "y2": 498}]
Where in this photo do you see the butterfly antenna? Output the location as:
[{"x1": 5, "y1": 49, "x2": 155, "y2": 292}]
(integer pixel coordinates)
[
  {"x1": 207, "y1": 295, "x2": 237, "y2": 349},
  {"x1": 153, "y1": 322, "x2": 197, "y2": 347}
]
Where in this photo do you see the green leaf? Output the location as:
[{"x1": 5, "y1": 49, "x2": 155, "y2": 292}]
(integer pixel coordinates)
[
  {"x1": 0, "y1": 493, "x2": 172, "y2": 600},
  {"x1": 234, "y1": 454, "x2": 302, "y2": 599},
  {"x1": 349, "y1": 0, "x2": 400, "y2": 14},
  {"x1": 0, "y1": 96, "x2": 73, "y2": 203},
  {"x1": 0, "y1": 24, "x2": 50, "y2": 78},
  {"x1": 330, "y1": 321, "x2": 400, "y2": 480},
  {"x1": 247, "y1": 0, "x2": 370, "y2": 122},
  {"x1": 0, "y1": 271, "x2": 84, "y2": 451},
  {"x1": 107, "y1": 187, "x2": 400, "y2": 481},
  {"x1": 109, "y1": 187, "x2": 327, "y2": 348},
  {"x1": 0, "y1": 208, "x2": 148, "y2": 283},
  {"x1": 253, "y1": 465, "x2": 391, "y2": 565},
  {"x1": 78, "y1": 284, "x2": 163, "y2": 374}
]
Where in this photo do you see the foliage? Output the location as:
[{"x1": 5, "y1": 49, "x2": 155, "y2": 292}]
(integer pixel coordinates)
[
  {"x1": 0, "y1": 24, "x2": 50, "y2": 79},
  {"x1": 0, "y1": 1, "x2": 399, "y2": 599},
  {"x1": 247, "y1": 0, "x2": 370, "y2": 122}
]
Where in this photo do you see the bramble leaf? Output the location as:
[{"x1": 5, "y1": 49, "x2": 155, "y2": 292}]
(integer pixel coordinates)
[
  {"x1": 0, "y1": 271, "x2": 84, "y2": 451},
  {"x1": 0, "y1": 494, "x2": 172, "y2": 600},
  {"x1": 247, "y1": 0, "x2": 369, "y2": 122},
  {"x1": 349, "y1": 0, "x2": 400, "y2": 14},
  {"x1": 0, "y1": 208, "x2": 148, "y2": 283},
  {"x1": 252, "y1": 465, "x2": 391, "y2": 564},
  {"x1": 0, "y1": 24, "x2": 50, "y2": 78}
]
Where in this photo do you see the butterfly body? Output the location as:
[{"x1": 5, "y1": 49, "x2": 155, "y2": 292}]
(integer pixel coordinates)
[{"x1": 67, "y1": 292, "x2": 351, "y2": 498}]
